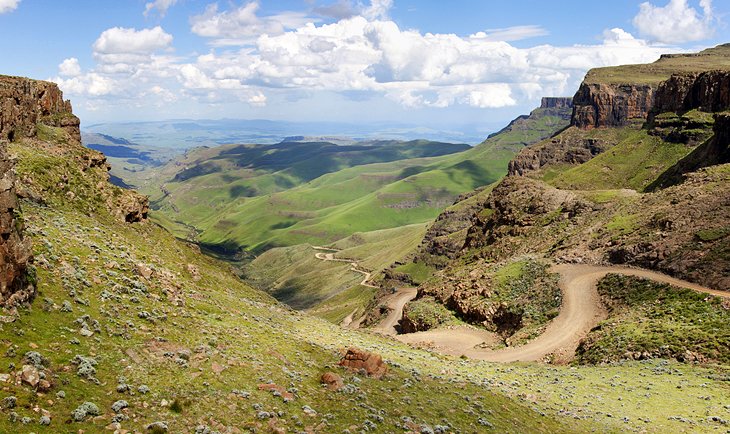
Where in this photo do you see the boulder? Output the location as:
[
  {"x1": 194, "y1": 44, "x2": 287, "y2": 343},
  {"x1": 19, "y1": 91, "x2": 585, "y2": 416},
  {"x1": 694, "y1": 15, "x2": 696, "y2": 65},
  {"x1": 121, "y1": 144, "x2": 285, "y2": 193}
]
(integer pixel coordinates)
[
  {"x1": 320, "y1": 372, "x2": 344, "y2": 391},
  {"x1": 338, "y1": 348, "x2": 387, "y2": 379}
]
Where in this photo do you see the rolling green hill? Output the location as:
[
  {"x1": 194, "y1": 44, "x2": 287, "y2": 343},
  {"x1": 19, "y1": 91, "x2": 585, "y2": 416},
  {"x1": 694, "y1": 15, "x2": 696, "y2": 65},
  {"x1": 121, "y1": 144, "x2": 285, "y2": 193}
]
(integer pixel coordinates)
[{"x1": 138, "y1": 101, "x2": 572, "y2": 256}]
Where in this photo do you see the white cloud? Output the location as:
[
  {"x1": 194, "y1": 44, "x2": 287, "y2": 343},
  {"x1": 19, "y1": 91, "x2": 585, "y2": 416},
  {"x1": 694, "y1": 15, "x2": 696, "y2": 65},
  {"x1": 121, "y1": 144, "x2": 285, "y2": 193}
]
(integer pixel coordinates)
[
  {"x1": 52, "y1": 73, "x2": 115, "y2": 97},
  {"x1": 144, "y1": 0, "x2": 177, "y2": 17},
  {"x1": 191, "y1": 2, "x2": 314, "y2": 46},
  {"x1": 362, "y1": 0, "x2": 392, "y2": 20},
  {"x1": 633, "y1": 0, "x2": 715, "y2": 43},
  {"x1": 477, "y1": 25, "x2": 549, "y2": 42},
  {"x1": 58, "y1": 58, "x2": 82, "y2": 77},
  {"x1": 93, "y1": 26, "x2": 173, "y2": 55},
  {"x1": 247, "y1": 91, "x2": 267, "y2": 107},
  {"x1": 0, "y1": 0, "x2": 19, "y2": 14},
  {"x1": 56, "y1": 0, "x2": 683, "y2": 117}
]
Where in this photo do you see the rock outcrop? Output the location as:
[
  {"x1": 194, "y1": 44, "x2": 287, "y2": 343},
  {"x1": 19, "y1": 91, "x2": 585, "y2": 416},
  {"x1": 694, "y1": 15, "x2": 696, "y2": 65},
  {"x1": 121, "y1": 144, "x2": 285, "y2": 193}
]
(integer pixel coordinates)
[
  {"x1": 0, "y1": 143, "x2": 33, "y2": 308},
  {"x1": 0, "y1": 75, "x2": 149, "y2": 224},
  {"x1": 338, "y1": 348, "x2": 387, "y2": 379},
  {"x1": 0, "y1": 75, "x2": 80, "y2": 144},
  {"x1": 571, "y1": 83, "x2": 655, "y2": 129},
  {"x1": 652, "y1": 71, "x2": 730, "y2": 115},
  {"x1": 540, "y1": 97, "x2": 573, "y2": 110}
]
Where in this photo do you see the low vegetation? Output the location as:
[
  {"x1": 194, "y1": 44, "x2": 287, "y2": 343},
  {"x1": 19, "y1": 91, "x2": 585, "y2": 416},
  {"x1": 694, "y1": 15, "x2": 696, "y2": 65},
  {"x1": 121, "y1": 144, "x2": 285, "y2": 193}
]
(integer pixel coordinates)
[{"x1": 577, "y1": 274, "x2": 730, "y2": 365}]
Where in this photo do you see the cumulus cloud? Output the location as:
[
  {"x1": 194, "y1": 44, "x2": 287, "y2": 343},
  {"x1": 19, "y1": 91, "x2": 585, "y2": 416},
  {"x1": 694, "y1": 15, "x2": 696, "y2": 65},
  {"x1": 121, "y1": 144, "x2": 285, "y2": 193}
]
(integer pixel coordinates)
[
  {"x1": 191, "y1": 2, "x2": 314, "y2": 46},
  {"x1": 478, "y1": 25, "x2": 549, "y2": 42},
  {"x1": 144, "y1": 0, "x2": 177, "y2": 17},
  {"x1": 0, "y1": 0, "x2": 19, "y2": 14},
  {"x1": 52, "y1": 73, "x2": 115, "y2": 97},
  {"x1": 633, "y1": 0, "x2": 715, "y2": 43},
  {"x1": 362, "y1": 0, "x2": 392, "y2": 20},
  {"x1": 55, "y1": 0, "x2": 681, "y2": 115},
  {"x1": 93, "y1": 26, "x2": 173, "y2": 55},
  {"x1": 58, "y1": 58, "x2": 82, "y2": 77}
]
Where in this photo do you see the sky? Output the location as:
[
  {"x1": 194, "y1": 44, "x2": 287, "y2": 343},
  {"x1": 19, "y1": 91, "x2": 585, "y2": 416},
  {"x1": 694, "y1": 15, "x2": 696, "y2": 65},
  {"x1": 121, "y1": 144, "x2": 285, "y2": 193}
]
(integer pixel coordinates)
[{"x1": 0, "y1": 0, "x2": 728, "y2": 129}]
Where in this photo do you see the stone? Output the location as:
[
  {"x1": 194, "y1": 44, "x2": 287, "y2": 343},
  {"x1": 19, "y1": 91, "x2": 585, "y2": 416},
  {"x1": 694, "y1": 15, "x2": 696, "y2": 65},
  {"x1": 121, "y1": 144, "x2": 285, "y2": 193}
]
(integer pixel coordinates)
[
  {"x1": 137, "y1": 263, "x2": 153, "y2": 279},
  {"x1": 20, "y1": 364, "x2": 40, "y2": 387},
  {"x1": 338, "y1": 348, "x2": 388, "y2": 379},
  {"x1": 320, "y1": 372, "x2": 344, "y2": 391}
]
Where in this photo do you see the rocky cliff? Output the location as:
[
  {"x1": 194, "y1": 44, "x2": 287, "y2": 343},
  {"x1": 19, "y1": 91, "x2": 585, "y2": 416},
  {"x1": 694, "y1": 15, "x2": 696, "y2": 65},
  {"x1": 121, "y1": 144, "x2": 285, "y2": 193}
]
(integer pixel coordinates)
[
  {"x1": 571, "y1": 83, "x2": 655, "y2": 129},
  {"x1": 0, "y1": 75, "x2": 80, "y2": 144},
  {"x1": 0, "y1": 75, "x2": 149, "y2": 223},
  {"x1": 540, "y1": 97, "x2": 573, "y2": 110},
  {"x1": 408, "y1": 99, "x2": 573, "y2": 270},
  {"x1": 0, "y1": 141, "x2": 33, "y2": 308},
  {"x1": 652, "y1": 70, "x2": 730, "y2": 115}
]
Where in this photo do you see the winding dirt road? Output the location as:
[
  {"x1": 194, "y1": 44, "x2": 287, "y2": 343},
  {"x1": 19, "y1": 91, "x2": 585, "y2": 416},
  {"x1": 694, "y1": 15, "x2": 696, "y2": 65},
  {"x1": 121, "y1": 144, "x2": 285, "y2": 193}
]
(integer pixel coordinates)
[
  {"x1": 394, "y1": 264, "x2": 728, "y2": 363},
  {"x1": 372, "y1": 287, "x2": 418, "y2": 335},
  {"x1": 312, "y1": 246, "x2": 378, "y2": 288}
]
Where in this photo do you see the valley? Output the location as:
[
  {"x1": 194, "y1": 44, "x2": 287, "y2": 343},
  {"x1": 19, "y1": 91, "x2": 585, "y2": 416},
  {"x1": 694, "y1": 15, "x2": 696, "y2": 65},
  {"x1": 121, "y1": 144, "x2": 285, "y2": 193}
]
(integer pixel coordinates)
[{"x1": 0, "y1": 15, "x2": 729, "y2": 434}]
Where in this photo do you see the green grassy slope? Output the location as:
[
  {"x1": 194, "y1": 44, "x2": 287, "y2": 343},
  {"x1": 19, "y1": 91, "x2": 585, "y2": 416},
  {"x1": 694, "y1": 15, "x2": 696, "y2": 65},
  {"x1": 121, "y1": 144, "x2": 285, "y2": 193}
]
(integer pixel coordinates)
[
  {"x1": 179, "y1": 106, "x2": 571, "y2": 254},
  {"x1": 585, "y1": 43, "x2": 730, "y2": 85},
  {"x1": 1, "y1": 131, "x2": 591, "y2": 434},
  {"x1": 244, "y1": 223, "x2": 427, "y2": 317}
]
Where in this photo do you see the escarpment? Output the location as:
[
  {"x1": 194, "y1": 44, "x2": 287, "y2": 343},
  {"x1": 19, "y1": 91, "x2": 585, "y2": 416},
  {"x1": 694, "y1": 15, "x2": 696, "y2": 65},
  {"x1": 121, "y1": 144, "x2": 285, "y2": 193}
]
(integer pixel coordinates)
[
  {"x1": 0, "y1": 75, "x2": 149, "y2": 223},
  {"x1": 0, "y1": 75, "x2": 80, "y2": 144},
  {"x1": 652, "y1": 70, "x2": 730, "y2": 115},
  {"x1": 571, "y1": 83, "x2": 655, "y2": 129}
]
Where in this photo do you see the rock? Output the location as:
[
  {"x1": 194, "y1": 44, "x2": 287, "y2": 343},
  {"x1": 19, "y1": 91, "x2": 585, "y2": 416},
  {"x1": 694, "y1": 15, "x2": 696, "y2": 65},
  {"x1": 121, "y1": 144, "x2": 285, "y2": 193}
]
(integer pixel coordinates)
[
  {"x1": 339, "y1": 348, "x2": 388, "y2": 379},
  {"x1": 146, "y1": 421, "x2": 169, "y2": 432},
  {"x1": 571, "y1": 82, "x2": 655, "y2": 129},
  {"x1": 0, "y1": 137, "x2": 34, "y2": 308},
  {"x1": 136, "y1": 263, "x2": 153, "y2": 279},
  {"x1": 320, "y1": 372, "x2": 344, "y2": 391},
  {"x1": 111, "y1": 399, "x2": 129, "y2": 413},
  {"x1": 0, "y1": 75, "x2": 79, "y2": 143},
  {"x1": 20, "y1": 364, "x2": 40, "y2": 387},
  {"x1": 38, "y1": 379, "x2": 52, "y2": 392}
]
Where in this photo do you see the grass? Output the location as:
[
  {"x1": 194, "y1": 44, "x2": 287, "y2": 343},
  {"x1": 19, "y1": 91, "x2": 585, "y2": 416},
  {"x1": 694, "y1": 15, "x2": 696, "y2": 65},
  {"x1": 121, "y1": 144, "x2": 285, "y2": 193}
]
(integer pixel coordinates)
[
  {"x1": 402, "y1": 296, "x2": 463, "y2": 331},
  {"x1": 548, "y1": 128, "x2": 699, "y2": 192},
  {"x1": 696, "y1": 226, "x2": 730, "y2": 242},
  {"x1": 577, "y1": 274, "x2": 730, "y2": 365},
  {"x1": 134, "y1": 106, "x2": 570, "y2": 254},
  {"x1": 244, "y1": 223, "x2": 426, "y2": 318},
  {"x1": 393, "y1": 261, "x2": 435, "y2": 285},
  {"x1": 584, "y1": 44, "x2": 730, "y2": 85}
]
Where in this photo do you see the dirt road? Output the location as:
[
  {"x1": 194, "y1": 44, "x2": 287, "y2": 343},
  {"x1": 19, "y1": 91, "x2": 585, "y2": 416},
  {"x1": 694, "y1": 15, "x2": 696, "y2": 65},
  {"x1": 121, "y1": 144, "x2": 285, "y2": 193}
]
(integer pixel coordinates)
[
  {"x1": 312, "y1": 246, "x2": 378, "y2": 288},
  {"x1": 395, "y1": 264, "x2": 727, "y2": 362},
  {"x1": 372, "y1": 287, "x2": 418, "y2": 335}
]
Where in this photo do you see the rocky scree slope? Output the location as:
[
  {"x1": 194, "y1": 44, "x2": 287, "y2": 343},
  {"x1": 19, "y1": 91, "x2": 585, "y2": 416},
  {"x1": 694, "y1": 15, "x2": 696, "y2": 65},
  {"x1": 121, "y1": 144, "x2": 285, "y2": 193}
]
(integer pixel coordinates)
[{"x1": 0, "y1": 75, "x2": 589, "y2": 433}]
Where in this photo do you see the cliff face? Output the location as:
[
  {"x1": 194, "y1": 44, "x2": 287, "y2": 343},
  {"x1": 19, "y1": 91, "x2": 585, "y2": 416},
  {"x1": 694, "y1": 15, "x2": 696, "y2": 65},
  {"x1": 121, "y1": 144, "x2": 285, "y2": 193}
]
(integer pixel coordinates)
[
  {"x1": 0, "y1": 75, "x2": 149, "y2": 224},
  {"x1": 541, "y1": 97, "x2": 573, "y2": 110},
  {"x1": 0, "y1": 75, "x2": 80, "y2": 144},
  {"x1": 571, "y1": 83, "x2": 655, "y2": 129},
  {"x1": 0, "y1": 142, "x2": 33, "y2": 308},
  {"x1": 652, "y1": 71, "x2": 730, "y2": 116}
]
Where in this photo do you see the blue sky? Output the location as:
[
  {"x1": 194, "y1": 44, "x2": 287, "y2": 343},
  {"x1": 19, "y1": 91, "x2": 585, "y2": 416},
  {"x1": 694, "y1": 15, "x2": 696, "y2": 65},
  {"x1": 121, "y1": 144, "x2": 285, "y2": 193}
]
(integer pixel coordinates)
[{"x1": 0, "y1": 0, "x2": 728, "y2": 128}]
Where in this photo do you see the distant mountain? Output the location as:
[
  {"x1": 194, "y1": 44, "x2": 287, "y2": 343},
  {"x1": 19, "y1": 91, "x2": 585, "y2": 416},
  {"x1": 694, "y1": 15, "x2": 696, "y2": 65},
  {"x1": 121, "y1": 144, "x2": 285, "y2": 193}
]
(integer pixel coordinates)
[{"x1": 84, "y1": 118, "x2": 501, "y2": 148}]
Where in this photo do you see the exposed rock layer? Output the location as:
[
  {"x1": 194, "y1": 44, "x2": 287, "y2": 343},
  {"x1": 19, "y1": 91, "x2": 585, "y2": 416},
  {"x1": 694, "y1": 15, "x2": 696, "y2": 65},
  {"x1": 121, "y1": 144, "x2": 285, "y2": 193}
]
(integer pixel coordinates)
[
  {"x1": 0, "y1": 142, "x2": 33, "y2": 308},
  {"x1": 0, "y1": 75, "x2": 79, "y2": 143},
  {"x1": 571, "y1": 83, "x2": 655, "y2": 129}
]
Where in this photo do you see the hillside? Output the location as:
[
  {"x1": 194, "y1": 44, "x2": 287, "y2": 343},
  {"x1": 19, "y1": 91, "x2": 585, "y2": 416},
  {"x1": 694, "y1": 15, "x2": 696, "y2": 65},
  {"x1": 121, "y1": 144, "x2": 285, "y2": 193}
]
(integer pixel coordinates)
[
  {"x1": 232, "y1": 99, "x2": 572, "y2": 322},
  {"x1": 384, "y1": 45, "x2": 730, "y2": 369},
  {"x1": 2, "y1": 67, "x2": 729, "y2": 433},
  {"x1": 0, "y1": 74, "x2": 611, "y2": 433},
  {"x1": 122, "y1": 98, "x2": 571, "y2": 256}
]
